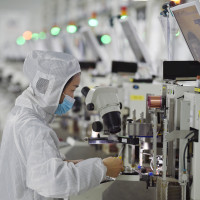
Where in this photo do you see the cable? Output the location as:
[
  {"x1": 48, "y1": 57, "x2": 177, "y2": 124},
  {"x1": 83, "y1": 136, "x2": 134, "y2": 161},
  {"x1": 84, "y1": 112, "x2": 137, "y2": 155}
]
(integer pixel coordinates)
[
  {"x1": 183, "y1": 136, "x2": 195, "y2": 171},
  {"x1": 177, "y1": 95, "x2": 184, "y2": 99},
  {"x1": 184, "y1": 131, "x2": 194, "y2": 139},
  {"x1": 183, "y1": 131, "x2": 194, "y2": 171}
]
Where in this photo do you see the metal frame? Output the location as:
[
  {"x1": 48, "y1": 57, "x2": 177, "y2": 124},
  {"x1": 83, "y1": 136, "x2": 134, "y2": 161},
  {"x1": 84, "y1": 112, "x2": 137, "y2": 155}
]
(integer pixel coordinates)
[
  {"x1": 80, "y1": 27, "x2": 110, "y2": 73},
  {"x1": 171, "y1": 0, "x2": 200, "y2": 61},
  {"x1": 120, "y1": 18, "x2": 152, "y2": 67},
  {"x1": 170, "y1": 1, "x2": 200, "y2": 14}
]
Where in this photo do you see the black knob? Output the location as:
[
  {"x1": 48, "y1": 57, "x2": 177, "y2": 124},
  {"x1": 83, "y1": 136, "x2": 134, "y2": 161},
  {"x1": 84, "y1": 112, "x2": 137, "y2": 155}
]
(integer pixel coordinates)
[
  {"x1": 127, "y1": 119, "x2": 133, "y2": 123},
  {"x1": 92, "y1": 121, "x2": 103, "y2": 132},
  {"x1": 87, "y1": 103, "x2": 94, "y2": 111},
  {"x1": 81, "y1": 87, "x2": 90, "y2": 97},
  {"x1": 72, "y1": 96, "x2": 82, "y2": 113},
  {"x1": 119, "y1": 102, "x2": 122, "y2": 109}
]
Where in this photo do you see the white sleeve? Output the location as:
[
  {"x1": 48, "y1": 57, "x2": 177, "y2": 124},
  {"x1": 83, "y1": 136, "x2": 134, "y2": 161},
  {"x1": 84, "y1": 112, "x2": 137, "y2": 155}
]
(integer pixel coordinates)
[{"x1": 26, "y1": 132, "x2": 107, "y2": 198}]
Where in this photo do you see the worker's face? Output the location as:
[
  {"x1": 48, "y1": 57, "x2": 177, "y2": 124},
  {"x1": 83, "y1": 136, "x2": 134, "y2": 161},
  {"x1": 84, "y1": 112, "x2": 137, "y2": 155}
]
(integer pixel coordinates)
[{"x1": 59, "y1": 74, "x2": 81, "y2": 104}]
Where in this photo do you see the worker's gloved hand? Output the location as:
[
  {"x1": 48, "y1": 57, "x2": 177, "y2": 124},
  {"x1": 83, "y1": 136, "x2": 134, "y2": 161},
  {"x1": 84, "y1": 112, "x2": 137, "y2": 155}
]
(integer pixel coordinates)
[
  {"x1": 103, "y1": 157, "x2": 123, "y2": 178},
  {"x1": 66, "y1": 159, "x2": 84, "y2": 164}
]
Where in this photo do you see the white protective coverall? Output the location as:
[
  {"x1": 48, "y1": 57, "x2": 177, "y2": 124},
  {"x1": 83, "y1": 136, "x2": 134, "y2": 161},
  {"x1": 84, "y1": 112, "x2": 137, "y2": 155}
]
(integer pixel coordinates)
[{"x1": 0, "y1": 50, "x2": 107, "y2": 200}]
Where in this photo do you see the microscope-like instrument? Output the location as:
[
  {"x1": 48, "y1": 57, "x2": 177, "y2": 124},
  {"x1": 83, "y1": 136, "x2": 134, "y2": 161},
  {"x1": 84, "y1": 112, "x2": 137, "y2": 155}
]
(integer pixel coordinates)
[{"x1": 81, "y1": 86, "x2": 139, "y2": 145}]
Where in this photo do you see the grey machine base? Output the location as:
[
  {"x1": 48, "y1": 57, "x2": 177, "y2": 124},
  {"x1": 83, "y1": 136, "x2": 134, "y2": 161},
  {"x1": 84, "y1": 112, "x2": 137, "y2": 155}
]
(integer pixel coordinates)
[
  {"x1": 70, "y1": 178, "x2": 156, "y2": 200},
  {"x1": 103, "y1": 180, "x2": 156, "y2": 200}
]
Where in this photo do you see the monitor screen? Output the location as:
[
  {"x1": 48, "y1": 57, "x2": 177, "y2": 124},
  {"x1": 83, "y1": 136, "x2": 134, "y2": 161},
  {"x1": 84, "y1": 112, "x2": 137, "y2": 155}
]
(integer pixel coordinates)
[
  {"x1": 172, "y1": 2, "x2": 200, "y2": 61},
  {"x1": 163, "y1": 61, "x2": 200, "y2": 80},
  {"x1": 112, "y1": 61, "x2": 138, "y2": 73},
  {"x1": 79, "y1": 61, "x2": 96, "y2": 70}
]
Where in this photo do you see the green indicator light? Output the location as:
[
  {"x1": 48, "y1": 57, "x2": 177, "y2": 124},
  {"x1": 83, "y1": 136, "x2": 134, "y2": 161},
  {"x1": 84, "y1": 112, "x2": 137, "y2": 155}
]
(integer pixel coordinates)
[
  {"x1": 176, "y1": 30, "x2": 180, "y2": 37},
  {"x1": 88, "y1": 19, "x2": 98, "y2": 27},
  {"x1": 51, "y1": 27, "x2": 60, "y2": 36},
  {"x1": 101, "y1": 35, "x2": 112, "y2": 44},
  {"x1": 121, "y1": 15, "x2": 128, "y2": 19},
  {"x1": 39, "y1": 32, "x2": 46, "y2": 39},
  {"x1": 32, "y1": 33, "x2": 39, "y2": 40},
  {"x1": 66, "y1": 25, "x2": 77, "y2": 33},
  {"x1": 16, "y1": 36, "x2": 26, "y2": 45}
]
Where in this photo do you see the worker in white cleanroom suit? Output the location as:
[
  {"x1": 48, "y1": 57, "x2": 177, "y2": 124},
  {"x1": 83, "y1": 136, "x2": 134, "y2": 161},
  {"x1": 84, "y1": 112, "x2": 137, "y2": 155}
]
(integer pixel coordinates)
[{"x1": 0, "y1": 50, "x2": 123, "y2": 200}]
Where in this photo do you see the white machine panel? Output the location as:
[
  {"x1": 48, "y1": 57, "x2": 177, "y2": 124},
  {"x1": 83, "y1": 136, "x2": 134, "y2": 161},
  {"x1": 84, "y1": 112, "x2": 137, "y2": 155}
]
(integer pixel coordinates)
[
  {"x1": 166, "y1": 85, "x2": 194, "y2": 101},
  {"x1": 182, "y1": 92, "x2": 200, "y2": 200},
  {"x1": 122, "y1": 82, "x2": 163, "y2": 120},
  {"x1": 166, "y1": 84, "x2": 194, "y2": 130},
  {"x1": 191, "y1": 112, "x2": 200, "y2": 200},
  {"x1": 184, "y1": 92, "x2": 200, "y2": 130}
]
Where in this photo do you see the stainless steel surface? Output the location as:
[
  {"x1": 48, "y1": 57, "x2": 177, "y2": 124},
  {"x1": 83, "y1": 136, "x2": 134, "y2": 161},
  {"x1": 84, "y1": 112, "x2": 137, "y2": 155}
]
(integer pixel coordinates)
[
  {"x1": 168, "y1": 98, "x2": 175, "y2": 132},
  {"x1": 70, "y1": 182, "x2": 113, "y2": 200},
  {"x1": 103, "y1": 180, "x2": 156, "y2": 200},
  {"x1": 127, "y1": 122, "x2": 153, "y2": 137},
  {"x1": 167, "y1": 98, "x2": 175, "y2": 177},
  {"x1": 157, "y1": 177, "x2": 181, "y2": 200}
]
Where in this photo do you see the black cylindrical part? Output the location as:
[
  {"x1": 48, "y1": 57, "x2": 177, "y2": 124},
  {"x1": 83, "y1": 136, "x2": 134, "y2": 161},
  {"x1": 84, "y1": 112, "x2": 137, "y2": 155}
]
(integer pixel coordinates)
[
  {"x1": 81, "y1": 87, "x2": 90, "y2": 97},
  {"x1": 102, "y1": 111, "x2": 121, "y2": 134},
  {"x1": 72, "y1": 96, "x2": 82, "y2": 113},
  {"x1": 87, "y1": 103, "x2": 94, "y2": 111},
  {"x1": 92, "y1": 121, "x2": 103, "y2": 132}
]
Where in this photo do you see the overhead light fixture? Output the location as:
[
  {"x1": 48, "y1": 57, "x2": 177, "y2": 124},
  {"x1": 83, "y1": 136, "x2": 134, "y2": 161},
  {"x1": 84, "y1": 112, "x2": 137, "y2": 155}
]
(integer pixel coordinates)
[
  {"x1": 101, "y1": 34, "x2": 112, "y2": 45},
  {"x1": 171, "y1": 0, "x2": 181, "y2": 5},
  {"x1": 66, "y1": 22, "x2": 77, "y2": 34},
  {"x1": 23, "y1": 31, "x2": 32, "y2": 40},
  {"x1": 39, "y1": 32, "x2": 46, "y2": 39},
  {"x1": 120, "y1": 6, "x2": 128, "y2": 19},
  {"x1": 88, "y1": 12, "x2": 98, "y2": 27},
  {"x1": 32, "y1": 33, "x2": 39, "y2": 40},
  {"x1": 51, "y1": 26, "x2": 61, "y2": 36},
  {"x1": 16, "y1": 36, "x2": 26, "y2": 45}
]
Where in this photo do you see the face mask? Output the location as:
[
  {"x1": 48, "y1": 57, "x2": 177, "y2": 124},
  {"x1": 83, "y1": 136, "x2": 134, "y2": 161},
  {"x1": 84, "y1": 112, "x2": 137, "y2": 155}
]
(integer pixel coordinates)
[{"x1": 55, "y1": 94, "x2": 75, "y2": 115}]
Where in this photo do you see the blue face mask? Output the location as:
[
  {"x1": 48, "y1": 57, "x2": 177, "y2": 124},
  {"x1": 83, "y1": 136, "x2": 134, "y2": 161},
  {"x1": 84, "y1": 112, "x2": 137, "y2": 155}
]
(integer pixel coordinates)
[{"x1": 55, "y1": 94, "x2": 75, "y2": 115}]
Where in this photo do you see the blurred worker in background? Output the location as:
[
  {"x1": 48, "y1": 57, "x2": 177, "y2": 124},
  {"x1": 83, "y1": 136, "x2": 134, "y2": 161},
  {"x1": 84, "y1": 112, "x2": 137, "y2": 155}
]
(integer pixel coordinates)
[{"x1": 0, "y1": 50, "x2": 123, "y2": 200}]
